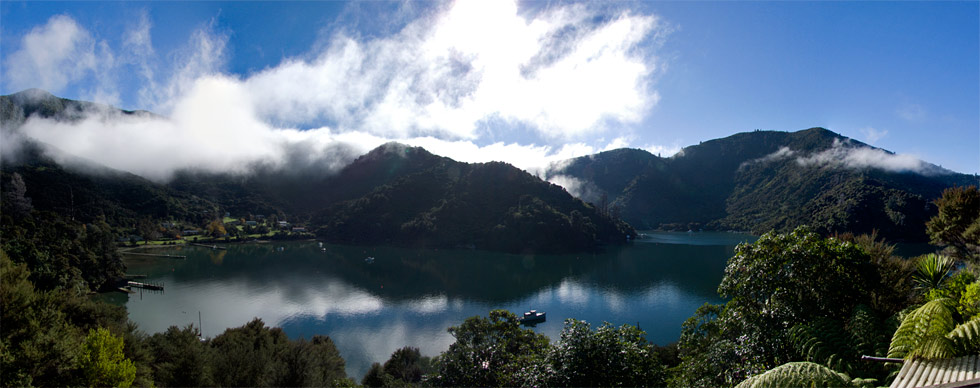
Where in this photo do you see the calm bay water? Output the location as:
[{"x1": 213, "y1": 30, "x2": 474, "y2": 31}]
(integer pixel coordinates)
[{"x1": 110, "y1": 231, "x2": 755, "y2": 378}]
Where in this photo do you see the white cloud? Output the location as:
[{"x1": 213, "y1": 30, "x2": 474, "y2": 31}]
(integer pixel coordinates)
[
  {"x1": 897, "y1": 103, "x2": 926, "y2": 122},
  {"x1": 796, "y1": 139, "x2": 947, "y2": 175},
  {"x1": 740, "y1": 146, "x2": 797, "y2": 169},
  {"x1": 246, "y1": 0, "x2": 662, "y2": 140},
  {"x1": 547, "y1": 175, "x2": 601, "y2": 202},
  {"x1": 123, "y1": 11, "x2": 160, "y2": 109},
  {"x1": 642, "y1": 142, "x2": 681, "y2": 158},
  {"x1": 7, "y1": 1, "x2": 669, "y2": 182},
  {"x1": 150, "y1": 25, "x2": 229, "y2": 114},
  {"x1": 4, "y1": 15, "x2": 100, "y2": 94},
  {"x1": 859, "y1": 127, "x2": 888, "y2": 144}
]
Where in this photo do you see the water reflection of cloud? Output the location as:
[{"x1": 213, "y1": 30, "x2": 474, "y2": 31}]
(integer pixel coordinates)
[
  {"x1": 642, "y1": 280, "x2": 683, "y2": 306},
  {"x1": 326, "y1": 318, "x2": 458, "y2": 378},
  {"x1": 407, "y1": 294, "x2": 448, "y2": 314},
  {"x1": 605, "y1": 291, "x2": 625, "y2": 313},
  {"x1": 555, "y1": 278, "x2": 590, "y2": 305},
  {"x1": 127, "y1": 276, "x2": 385, "y2": 337}
]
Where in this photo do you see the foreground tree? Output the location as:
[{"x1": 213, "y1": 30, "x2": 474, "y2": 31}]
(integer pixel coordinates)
[
  {"x1": 734, "y1": 362, "x2": 860, "y2": 388},
  {"x1": 718, "y1": 227, "x2": 880, "y2": 369},
  {"x1": 543, "y1": 319, "x2": 666, "y2": 387},
  {"x1": 436, "y1": 310, "x2": 548, "y2": 387},
  {"x1": 673, "y1": 227, "x2": 898, "y2": 386},
  {"x1": 926, "y1": 186, "x2": 980, "y2": 265},
  {"x1": 80, "y1": 327, "x2": 137, "y2": 388}
]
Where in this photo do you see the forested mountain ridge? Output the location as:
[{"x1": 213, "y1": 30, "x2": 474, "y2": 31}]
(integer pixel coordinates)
[
  {"x1": 1, "y1": 90, "x2": 633, "y2": 253},
  {"x1": 314, "y1": 143, "x2": 636, "y2": 253},
  {"x1": 550, "y1": 127, "x2": 976, "y2": 241}
]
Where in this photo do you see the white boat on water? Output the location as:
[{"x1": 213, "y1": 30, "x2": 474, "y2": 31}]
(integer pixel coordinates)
[{"x1": 519, "y1": 309, "x2": 546, "y2": 324}]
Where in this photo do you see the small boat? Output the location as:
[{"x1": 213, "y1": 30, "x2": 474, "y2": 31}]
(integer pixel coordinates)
[
  {"x1": 518, "y1": 309, "x2": 546, "y2": 325},
  {"x1": 364, "y1": 256, "x2": 375, "y2": 264}
]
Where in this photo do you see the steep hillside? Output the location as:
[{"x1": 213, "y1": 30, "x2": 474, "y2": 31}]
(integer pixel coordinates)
[
  {"x1": 314, "y1": 144, "x2": 636, "y2": 253},
  {"x1": 1, "y1": 139, "x2": 219, "y2": 229},
  {"x1": 551, "y1": 128, "x2": 976, "y2": 241},
  {"x1": 1, "y1": 90, "x2": 635, "y2": 253}
]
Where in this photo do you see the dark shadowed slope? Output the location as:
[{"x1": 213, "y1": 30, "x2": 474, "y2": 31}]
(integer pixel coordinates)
[{"x1": 551, "y1": 128, "x2": 976, "y2": 241}]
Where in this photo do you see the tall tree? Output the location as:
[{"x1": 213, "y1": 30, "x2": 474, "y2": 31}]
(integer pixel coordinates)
[
  {"x1": 80, "y1": 327, "x2": 137, "y2": 388},
  {"x1": 436, "y1": 310, "x2": 549, "y2": 387},
  {"x1": 926, "y1": 186, "x2": 980, "y2": 265},
  {"x1": 3, "y1": 172, "x2": 33, "y2": 218},
  {"x1": 544, "y1": 319, "x2": 666, "y2": 387}
]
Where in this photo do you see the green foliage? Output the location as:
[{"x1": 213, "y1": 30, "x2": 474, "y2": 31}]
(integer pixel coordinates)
[
  {"x1": 362, "y1": 346, "x2": 437, "y2": 387},
  {"x1": 961, "y1": 282, "x2": 980, "y2": 319},
  {"x1": 1, "y1": 177, "x2": 126, "y2": 291},
  {"x1": 947, "y1": 316, "x2": 980, "y2": 355},
  {"x1": 734, "y1": 361, "x2": 855, "y2": 388},
  {"x1": 914, "y1": 254, "x2": 955, "y2": 292},
  {"x1": 671, "y1": 304, "x2": 743, "y2": 387},
  {"x1": 718, "y1": 227, "x2": 878, "y2": 366},
  {"x1": 926, "y1": 186, "x2": 980, "y2": 264},
  {"x1": 146, "y1": 325, "x2": 213, "y2": 387},
  {"x1": 788, "y1": 305, "x2": 892, "y2": 378},
  {"x1": 315, "y1": 157, "x2": 635, "y2": 254},
  {"x1": 280, "y1": 335, "x2": 348, "y2": 387},
  {"x1": 925, "y1": 270, "x2": 979, "y2": 318},
  {"x1": 673, "y1": 228, "x2": 905, "y2": 387},
  {"x1": 436, "y1": 310, "x2": 549, "y2": 387},
  {"x1": 553, "y1": 127, "x2": 972, "y2": 241},
  {"x1": 383, "y1": 346, "x2": 423, "y2": 384},
  {"x1": 0, "y1": 251, "x2": 83, "y2": 386},
  {"x1": 362, "y1": 362, "x2": 396, "y2": 387},
  {"x1": 789, "y1": 318, "x2": 855, "y2": 374},
  {"x1": 542, "y1": 319, "x2": 666, "y2": 387},
  {"x1": 888, "y1": 298, "x2": 957, "y2": 359},
  {"x1": 0, "y1": 249, "x2": 134, "y2": 387},
  {"x1": 208, "y1": 318, "x2": 290, "y2": 386},
  {"x1": 80, "y1": 327, "x2": 137, "y2": 388}
]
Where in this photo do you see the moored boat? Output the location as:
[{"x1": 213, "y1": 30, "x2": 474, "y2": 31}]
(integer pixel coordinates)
[{"x1": 519, "y1": 309, "x2": 546, "y2": 325}]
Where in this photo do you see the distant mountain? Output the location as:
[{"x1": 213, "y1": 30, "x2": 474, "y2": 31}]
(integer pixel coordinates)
[
  {"x1": 0, "y1": 138, "x2": 221, "y2": 229},
  {"x1": 549, "y1": 127, "x2": 977, "y2": 241},
  {"x1": 1, "y1": 90, "x2": 633, "y2": 254},
  {"x1": 1, "y1": 88, "x2": 154, "y2": 126},
  {"x1": 312, "y1": 143, "x2": 635, "y2": 253}
]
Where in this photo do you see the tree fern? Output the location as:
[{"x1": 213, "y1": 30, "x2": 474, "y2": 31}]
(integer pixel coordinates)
[
  {"x1": 790, "y1": 318, "x2": 856, "y2": 374},
  {"x1": 887, "y1": 298, "x2": 956, "y2": 359},
  {"x1": 734, "y1": 361, "x2": 854, "y2": 388},
  {"x1": 847, "y1": 304, "x2": 889, "y2": 359},
  {"x1": 947, "y1": 315, "x2": 980, "y2": 355}
]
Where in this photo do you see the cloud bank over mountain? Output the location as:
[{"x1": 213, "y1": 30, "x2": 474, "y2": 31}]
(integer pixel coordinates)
[{"x1": 3, "y1": 1, "x2": 670, "y2": 182}]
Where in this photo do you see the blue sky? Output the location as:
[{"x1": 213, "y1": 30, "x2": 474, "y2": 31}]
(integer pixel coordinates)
[{"x1": 1, "y1": 1, "x2": 977, "y2": 179}]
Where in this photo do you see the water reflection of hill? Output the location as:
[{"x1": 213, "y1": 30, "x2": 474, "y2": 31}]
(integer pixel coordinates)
[{"x1": 123, "y1": 240, "x2": 739, "y2": 304}]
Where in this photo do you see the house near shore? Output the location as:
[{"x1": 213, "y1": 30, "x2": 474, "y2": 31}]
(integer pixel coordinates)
[{"x1": 291, "y1": 227, "x2": 307, "y2": 233}]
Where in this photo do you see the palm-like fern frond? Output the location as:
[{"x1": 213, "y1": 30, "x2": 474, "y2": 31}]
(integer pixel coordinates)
[
  {"x1": 912, "y1": 254, "x2": 954, "y2": 292},
  {"x1": 790, "y1": 318, "x2": 856, "y2": 374},
  {"x1": 847, "y1": 304, "x2": 889, "y2": 358},
  {"x1": 947, "y1": 315, "x2": 980, "y2": 355},
  {"x1": 906, "y1": 336, "x2": 955, "y2": 360},
  {"x1": 734, "y1": 361, "x2": 854, "y2": 388},
  {"x1": 888, "y1": 298, "x2": 956, "y2": 359}
]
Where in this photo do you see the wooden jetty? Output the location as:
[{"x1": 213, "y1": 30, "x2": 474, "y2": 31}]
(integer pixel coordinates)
[
  {"x1": 123, "y1": 274, "x2": 148, "y2": 279},
  {"x1": 127, "y1": 280, "x2": 164, "y2": 291}
]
